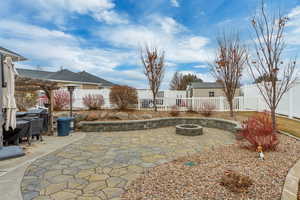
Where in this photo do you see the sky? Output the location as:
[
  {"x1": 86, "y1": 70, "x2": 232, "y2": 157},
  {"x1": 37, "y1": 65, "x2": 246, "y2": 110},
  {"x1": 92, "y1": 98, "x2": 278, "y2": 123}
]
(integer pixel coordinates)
[{"x1": 0, "y1": 0, "x2": 299, "y2": 89}]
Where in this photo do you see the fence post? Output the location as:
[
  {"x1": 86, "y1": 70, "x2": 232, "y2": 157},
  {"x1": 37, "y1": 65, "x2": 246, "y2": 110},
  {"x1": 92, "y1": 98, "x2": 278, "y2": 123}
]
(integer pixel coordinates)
[
  {"x1": 240, "y1": 96, "x2": 244, "y2": 111},
  {"x1": 220, "y1": 96, "x2": 224, "y2": 111},
  {"x1": 138, "y1": 99, "x2": 141, "y2": 110},
  {"x1": 288, "y1": 87, "x2": 294, "y2": 119}
]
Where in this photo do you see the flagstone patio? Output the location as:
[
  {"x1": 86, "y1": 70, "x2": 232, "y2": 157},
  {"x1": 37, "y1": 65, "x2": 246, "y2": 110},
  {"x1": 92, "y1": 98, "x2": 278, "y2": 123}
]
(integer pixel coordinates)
[{"x1": 21, "y1": 127, "x2": 235, "y2": 200}]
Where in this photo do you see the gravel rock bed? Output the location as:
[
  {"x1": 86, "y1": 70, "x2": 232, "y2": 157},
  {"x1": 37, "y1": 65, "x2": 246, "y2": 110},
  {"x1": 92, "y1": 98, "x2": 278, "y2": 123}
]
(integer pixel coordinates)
[{"x1": 123, "y1": 134, "x2": 300, "y2": 200}]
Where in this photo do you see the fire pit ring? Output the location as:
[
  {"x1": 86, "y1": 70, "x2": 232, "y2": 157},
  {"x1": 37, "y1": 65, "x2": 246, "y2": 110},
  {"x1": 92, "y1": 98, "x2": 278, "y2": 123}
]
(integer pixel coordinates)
[{"x1": 176, "y1": 124, "x2": 203, "y2": 136}]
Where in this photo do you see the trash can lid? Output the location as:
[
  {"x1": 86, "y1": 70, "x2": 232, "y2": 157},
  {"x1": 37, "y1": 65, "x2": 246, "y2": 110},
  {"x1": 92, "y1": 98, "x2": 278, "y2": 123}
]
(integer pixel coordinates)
[{"x1": 57, "y1": 117, "x2": 73, "y2": 121}]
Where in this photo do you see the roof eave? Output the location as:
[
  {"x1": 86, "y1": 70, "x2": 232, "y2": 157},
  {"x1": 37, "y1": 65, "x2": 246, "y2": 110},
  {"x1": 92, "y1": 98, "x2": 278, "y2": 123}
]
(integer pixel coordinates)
[{"x1": 0, "y1": 49, "x2": 27, "y2": 62}]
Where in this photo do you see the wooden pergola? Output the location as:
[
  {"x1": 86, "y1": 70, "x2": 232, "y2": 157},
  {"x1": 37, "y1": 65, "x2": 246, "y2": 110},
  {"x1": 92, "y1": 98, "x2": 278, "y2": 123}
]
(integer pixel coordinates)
[{"x1": 15, "y1": 76, "x2": 59, "y2": 134}]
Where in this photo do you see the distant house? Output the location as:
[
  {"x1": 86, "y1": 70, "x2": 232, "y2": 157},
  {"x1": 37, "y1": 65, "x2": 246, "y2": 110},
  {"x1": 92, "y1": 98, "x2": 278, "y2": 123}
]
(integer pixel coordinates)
[
  {"x1": 187, "y1": 82, "x2": 241, "y2": 98},
  {"x1": 17, "y1": 68, "x2": 115, "y2": 89}
]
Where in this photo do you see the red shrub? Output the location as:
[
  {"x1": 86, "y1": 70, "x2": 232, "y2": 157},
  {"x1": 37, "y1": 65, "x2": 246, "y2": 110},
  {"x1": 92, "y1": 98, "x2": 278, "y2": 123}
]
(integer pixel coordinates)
[
  {"x1": 53, "y1": 90, "x2": 71, "y2": 111},
  {"x1": 82, "y1": 94, "x2": 104, "y2": 110},
  {"x1": 238, "y1": 112, "x2": 279, "y2": 151},
  {"x1": 199, "y1": 102, "x2": 216, "y2": 117},
  {"x1": 109, "y1": 85, "x2": 138, "y2": 110}
]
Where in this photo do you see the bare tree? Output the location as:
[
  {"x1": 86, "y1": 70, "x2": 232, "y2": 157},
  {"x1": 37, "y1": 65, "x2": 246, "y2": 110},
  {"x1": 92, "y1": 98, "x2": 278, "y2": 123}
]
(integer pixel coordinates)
[
  {"x1": 170, "y1": 72, "x2": 202, "y2": 90},
  {"x1": 248, "y1": 1, "x2": 297, "y2": 131},
  {"x1": 181, "y1": 73, "x2": 203, "y2": 89},
  {"x1": 211, "y1": 32, "x2": 247, "y2": 117},
  {"x1": 141, "y1": 45, "x2": 165, "y2": 111},
  {"x1": 170, "y1": 71, "x2": 183, "y2": 90}
]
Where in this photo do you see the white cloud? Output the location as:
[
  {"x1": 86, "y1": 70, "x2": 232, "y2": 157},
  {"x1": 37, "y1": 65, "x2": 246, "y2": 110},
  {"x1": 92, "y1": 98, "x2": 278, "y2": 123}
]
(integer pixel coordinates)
[
  {"x1": 158, "y1": 16, "x2": 186, "y2": 34},
  {"x1": 193, "y1": 65, "x2": 208, "y2": 69},
  {"x1": 170, "y1": 0, "x2": 180, "y2": 7},
  {"x1": 180, "y1": 70, "x2": 215, "y2": 82},
  {"x1": 17, "y1": 0, "x2": 128, "y2": 25},
  {"x1": 0, "y1": 20, "x2": 137, "y2": 85},
  {"x1": 288, "y1": 6, "x2": 300, "y2": 19},
  {"x1": 97, "y1": 16, "x2": 213, "y2": 63},
  {"x1": 0, "y1": 3, "x2": 215, "y2": 89},
  {"x1": 286, "y1": 6, "x2": 300, "y2": 45}
]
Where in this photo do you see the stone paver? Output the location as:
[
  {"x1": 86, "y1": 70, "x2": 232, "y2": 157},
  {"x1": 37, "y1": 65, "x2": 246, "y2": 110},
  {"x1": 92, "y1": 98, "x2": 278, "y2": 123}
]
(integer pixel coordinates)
[{"x1": 21, "y1": 127, "x2": 235, "y2": 199}]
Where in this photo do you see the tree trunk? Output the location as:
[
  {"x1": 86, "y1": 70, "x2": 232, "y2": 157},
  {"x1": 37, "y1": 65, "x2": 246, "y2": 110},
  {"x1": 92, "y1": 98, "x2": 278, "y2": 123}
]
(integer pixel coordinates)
[
  {"x1": 271, "y1": 81, "x2": 277, "y2": 133},
  {"x1": 153, "y1": 94, "x2": 157, "y2": 112},
  {"x1": 271, "y1": 107, "x2": 277, "y2": 133},
  {"x1": 229, "y1": 99, "x2": 234, "y2": 118},
  {"x1": 0, "y1": 55, "x2": 3, "y2": 149}
]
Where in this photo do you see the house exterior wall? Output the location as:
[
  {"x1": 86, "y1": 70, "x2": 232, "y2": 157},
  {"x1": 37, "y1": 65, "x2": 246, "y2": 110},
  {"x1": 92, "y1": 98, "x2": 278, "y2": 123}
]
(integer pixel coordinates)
[
  {"x1": 81, "y1": 84, "x2": 100, "y2": 89},
  {"x1": 192, "y1": 88, "x2": 241, "y2": 97},
  {"x1": 56, "y1": 82, "x2": 100, "y2": 89}
]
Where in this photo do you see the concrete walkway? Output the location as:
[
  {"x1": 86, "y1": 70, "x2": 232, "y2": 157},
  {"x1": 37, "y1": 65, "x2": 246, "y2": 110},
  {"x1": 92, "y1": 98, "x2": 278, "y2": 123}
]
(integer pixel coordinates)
[
  {"x1": 20, "y1": 127, "x2": 235, "y2": 200},
  {"x1": 0, "y1": 132, "x2": 86, "y2": 200}
]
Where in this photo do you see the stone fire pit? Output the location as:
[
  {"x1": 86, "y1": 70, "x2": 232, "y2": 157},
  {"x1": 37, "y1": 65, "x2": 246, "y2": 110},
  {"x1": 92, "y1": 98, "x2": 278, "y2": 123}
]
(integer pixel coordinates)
[{"x1": 176, "y1": 124, "x2": 203, "y2": 136}]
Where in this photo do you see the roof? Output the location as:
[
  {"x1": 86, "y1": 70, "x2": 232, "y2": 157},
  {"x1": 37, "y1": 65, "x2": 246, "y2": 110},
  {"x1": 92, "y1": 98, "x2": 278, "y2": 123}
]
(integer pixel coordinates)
[
  {"x1": 17, "y1": 68, "x2": 115, "y2": 87},
  {"x1": 190, "y1": 82, "x2": 224, "y2": 89},
  {"x1": 17, "y1": 68, "x2": 55, "y2": 79},
  {"x1": 77, "y1": 71, "x2": 115, "y2": 87},
  {"x1": 0, "y1": 47, "x2": 27, "y2": 61}
]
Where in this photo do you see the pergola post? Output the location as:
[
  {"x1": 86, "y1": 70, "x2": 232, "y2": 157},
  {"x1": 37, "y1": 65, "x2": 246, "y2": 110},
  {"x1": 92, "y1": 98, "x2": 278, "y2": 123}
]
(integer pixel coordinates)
[
  {"x1": 0, "y1": 54, "x2": 3, "y2": 149},
  {"x1": 49, "y1": 89, "x2": 54, "y2": 135}
]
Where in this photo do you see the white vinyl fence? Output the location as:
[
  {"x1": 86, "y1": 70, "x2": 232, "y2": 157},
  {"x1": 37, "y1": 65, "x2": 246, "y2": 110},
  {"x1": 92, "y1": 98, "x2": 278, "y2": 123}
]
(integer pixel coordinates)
[
  {"x1": 72, "y1": 88, "x2": 112, "y2": 109},
  {"x1": 37, "y1": 82, "x2": 300, "y2": 119},
  {"x1": 242, "y1": 81, "x2": 300, "y2": 118},
  {"x1": 51, "y1": 88, "x2": 247, "y2": 112},
  {"x1": 137, "y1": 96, "x2": 246, "y2": 112}
]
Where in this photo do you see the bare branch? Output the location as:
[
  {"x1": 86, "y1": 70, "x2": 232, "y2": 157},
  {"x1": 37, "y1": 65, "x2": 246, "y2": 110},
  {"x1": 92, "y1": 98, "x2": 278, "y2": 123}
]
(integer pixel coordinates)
[
  {"x1": 141, "y1": 45, "x2": 165, "y2": 111},
  {"x1": 210, "y1": 31, "x2": 247, "y2": 117},
  {"x1": 247, "y1": 0, "x2": 297, "y2": 131}
]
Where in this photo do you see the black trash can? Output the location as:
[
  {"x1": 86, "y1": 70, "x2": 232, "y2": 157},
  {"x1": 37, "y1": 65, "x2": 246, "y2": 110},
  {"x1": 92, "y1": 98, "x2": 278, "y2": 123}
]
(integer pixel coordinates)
[{"x1": 57, "y1": 117, "x2": 72, "y2": 136}]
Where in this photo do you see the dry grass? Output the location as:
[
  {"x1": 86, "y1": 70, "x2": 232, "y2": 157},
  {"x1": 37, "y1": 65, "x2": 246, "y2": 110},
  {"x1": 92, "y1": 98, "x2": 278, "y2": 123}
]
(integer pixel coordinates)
[{"x1": 213, "y1": 111, "x2": 300, "y2": 139}]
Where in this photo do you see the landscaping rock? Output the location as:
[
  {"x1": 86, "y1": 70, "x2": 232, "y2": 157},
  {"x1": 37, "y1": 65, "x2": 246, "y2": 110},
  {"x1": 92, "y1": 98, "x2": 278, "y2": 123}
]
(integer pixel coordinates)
[
  {"x1": 115, "y1": 112, "x2": 129, "y2": 120},
  {"x1": 99, "y1": 111, "x2": 108, "y2": 119},
  {"x1": 75, "y1": 113, "x2": 88, "y2": 122},
  {"x1": 141, "y1": 114, "x2": 152, "y2": 119},
  {"x1": 107, "y1": 112, "x2": 118, "y2": 120},
  {"x1": 129, "y1": 114, "x2": 139, "y2": 120}
]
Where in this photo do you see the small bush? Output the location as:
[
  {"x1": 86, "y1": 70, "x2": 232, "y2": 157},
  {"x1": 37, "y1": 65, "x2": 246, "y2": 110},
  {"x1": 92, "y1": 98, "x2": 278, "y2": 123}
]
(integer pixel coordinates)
[
  {"x1": 169, "y1": 105, "x2": 180, "y2": 117},
  {"x1": 53, "y1": 90, "x2": 71, "y2": 111},
  {"x1": 238, "y1": 112, "x2": 279, "y2": 151},
  {"x1": 109, "y1": 85, "x2": 138, "y2": 110},
  {"x1": 82, "y1": 94, "x2": 104, "y2": 110},
  {"x1": 220, "y1": 170, "x2": 253, "y2": 193},
  {"x1": 199, "y1": 102, "x2": 216, "y2": 117}
]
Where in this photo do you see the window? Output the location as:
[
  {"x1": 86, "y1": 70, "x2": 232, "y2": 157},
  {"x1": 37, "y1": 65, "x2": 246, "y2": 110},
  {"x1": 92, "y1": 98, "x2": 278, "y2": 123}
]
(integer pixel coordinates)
[{"x1": 209, "y1": 91, "x2": 215, "y2": 97}]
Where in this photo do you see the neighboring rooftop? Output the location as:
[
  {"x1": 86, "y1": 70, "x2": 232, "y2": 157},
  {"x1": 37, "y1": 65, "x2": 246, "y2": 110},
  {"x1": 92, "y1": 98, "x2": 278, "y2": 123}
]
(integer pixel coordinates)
[
  {"x1": 17, "y1": 68, "x2": 115, "y2": 87},
  {"x1": 0, "y1": 47, "x2": 27, "y2": 61},
  {"x1": 190, "y1": 82, "x2": 224, "y2": 89}
]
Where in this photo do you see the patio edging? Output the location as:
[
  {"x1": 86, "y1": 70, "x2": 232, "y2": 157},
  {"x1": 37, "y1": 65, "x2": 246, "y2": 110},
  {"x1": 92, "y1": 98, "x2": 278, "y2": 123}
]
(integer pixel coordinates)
[
  {"x1": 281, "y1": 158, "x2": 300, "y2": 200},
  {"x1": 279, "y1": 131, "x2": 300, "y2": 200},
  {"x1": 79, "y1": 117, "x2": 242, "y2": 134}
]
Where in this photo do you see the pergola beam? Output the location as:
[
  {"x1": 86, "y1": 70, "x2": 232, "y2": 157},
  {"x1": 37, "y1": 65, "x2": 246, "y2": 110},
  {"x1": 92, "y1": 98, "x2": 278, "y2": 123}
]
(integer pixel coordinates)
[{"x1": 15, "y1": 76, "x2": 59, "y2": 135}]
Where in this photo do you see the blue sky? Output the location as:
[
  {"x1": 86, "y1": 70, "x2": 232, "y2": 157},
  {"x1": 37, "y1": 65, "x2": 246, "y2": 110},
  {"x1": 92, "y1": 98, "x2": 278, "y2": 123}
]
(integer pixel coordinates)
[{"x1": 0, "y1": 0, "x2": 299, "y2": 89}]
